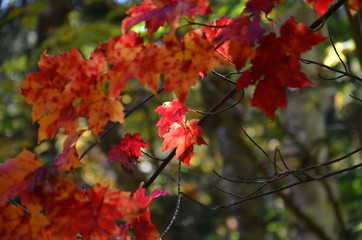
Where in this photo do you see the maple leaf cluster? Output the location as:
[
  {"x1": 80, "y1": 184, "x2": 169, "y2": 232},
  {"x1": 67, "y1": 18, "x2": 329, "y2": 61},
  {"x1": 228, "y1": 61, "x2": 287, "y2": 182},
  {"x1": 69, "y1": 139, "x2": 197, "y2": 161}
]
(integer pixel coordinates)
[
  {"x1": 205, "y1": 14, "x2": 325, "y2": 119},
  {"x1": 155, "y1": 100, "x2": 207, "y2": 167},
  {"x1": 0, "y1": 137, "x2": 166, "y2": 239},
  {"x1": 2, "y1": 0, "x2": 333, "y2": 238}
]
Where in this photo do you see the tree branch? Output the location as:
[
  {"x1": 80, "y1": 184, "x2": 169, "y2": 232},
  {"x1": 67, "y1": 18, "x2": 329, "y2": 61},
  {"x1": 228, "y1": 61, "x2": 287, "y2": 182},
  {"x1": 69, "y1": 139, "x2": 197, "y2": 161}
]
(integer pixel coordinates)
[
  {"x1": 183, "y1": 162, "x2": 361, "y2": 210},
  {"x1": 308, "y1": 0, "x2": 347, "y2": 31},
  {"x1": 160, "y1": 160, "x2": 182, "y2": 239},
  {"x1": 300, "y1": 58, "x2": 362, "y2": 82}
]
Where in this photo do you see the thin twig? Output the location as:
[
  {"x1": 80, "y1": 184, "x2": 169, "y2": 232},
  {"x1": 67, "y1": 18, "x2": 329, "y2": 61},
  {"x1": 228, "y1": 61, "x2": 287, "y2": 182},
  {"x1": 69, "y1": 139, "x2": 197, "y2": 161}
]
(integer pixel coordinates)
[
  {"x1": 300, "y1": 58, "x2": 362, "y2": 82},
  {"x1": 239, "y1": 125, "x2": 270, "y2": 160},
  {"x1": 184, "y1": 162, "x2": 362, "y2": 210},
  {"x1": 190, "y1": 90, "x2": 243, "y2": 115},
  {"x1": 186, "y1": 19, "x2": 228, "y2": 28},
  {"x1": 349, "y1": 94, "x2": 362, "y2": 102},
  {"x1": 8, "y1": 199, "x2": 30, "y2": 214},
  {"x1": 160, "y1": 160, "x2": 182, "y2": 239},
  {"x1": 318, "y1": 73, "x2": 346, "y2": 80},
  {"x1": 216, "y1": 181, "x2": 271, "y2": 199},
  {"x1": 141, "y1": 151, "x2": 165, "y2": 161},
  {"x1": 212, "y1": 70, "x2": 237, "y2": 85},
  {"x1": 329, "y1": 28, "x2": 349, "y2": 73},
  {"x1": 213, "y1": 146, "x2": 362, "y2": 183}
]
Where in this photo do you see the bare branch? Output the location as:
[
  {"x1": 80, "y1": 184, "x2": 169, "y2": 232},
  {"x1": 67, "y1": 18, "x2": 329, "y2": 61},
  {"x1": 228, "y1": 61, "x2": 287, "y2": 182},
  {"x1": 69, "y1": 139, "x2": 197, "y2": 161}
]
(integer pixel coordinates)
[
  {"x1": 329, "y1": 28, "x2": 349, "y2": 73},
  {"x1": 212, "y1": 70, "x2": 237, "y2": 85},
  {"x1": 186, "y1": 19, "x2": 228, "y2": 28},
  {"x1": 189, "y1": 90, "x2": 244, "y2": 115},
  {"x1": 309, "y1": 0, "x2": 347, "y2": 31},
  {"x1": 300, "y1": 58, "x2": 362, "y2": 82},
  {"x1": 141, "y1": 151, "x2": 165, "y2": 161},
  {"x1": 349, "y1": 94, "x2": 362, "y2": 102},
  {"x1": 213, "y1": 146, "x2": 362, "y2": 184},
  {"x1": 8, "y1": 199, "x2": 30, "y2": 214},
  {"x1": 160, "y1": 160, "x2": 182, "y2": 239},
  {"x1": 184, "y1": 162, "x2": 362, "y2": 211}
]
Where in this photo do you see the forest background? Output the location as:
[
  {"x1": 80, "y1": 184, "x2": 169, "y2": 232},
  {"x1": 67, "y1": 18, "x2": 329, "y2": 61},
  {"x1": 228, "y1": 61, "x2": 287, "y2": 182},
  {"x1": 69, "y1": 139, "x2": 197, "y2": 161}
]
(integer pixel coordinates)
[{"x1": 0, "y1": 0, "x2": 362, "y2": 239}]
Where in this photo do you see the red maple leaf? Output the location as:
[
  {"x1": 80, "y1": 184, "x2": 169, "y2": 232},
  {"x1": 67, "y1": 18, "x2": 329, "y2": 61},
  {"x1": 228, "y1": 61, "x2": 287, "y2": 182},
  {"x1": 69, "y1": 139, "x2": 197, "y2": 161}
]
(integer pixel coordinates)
[
  {"x1": 244, "y1": 0, "x2": 284, "y2": 14},
  {"x1": 204, "y1": 16, "x2": 233, "y2": 62},
  {"x1": 305, "y1": 0, "x2": 335, "y2": 16},
  {"x1": 122, "y1": 0, "x2": 211, "y2": 36},
  {"x1": 108, "y1": 133, "x2": 149, "y2": 174},
  {"x1": 0, "y1": 149, "x2": 43, "y2": 204},
  {"x1": 162, "y1": 120, "x2": 207, "y2": 167},
  {"x1": 133, "y1": 211, "x2": 160, "y2": 240},
  {"x1": 131, "y1": 184, "x2": 167, "y2": 240},
  {"x1": 155, "y1": 99, "x2": 189, "y2": 136},
  {"x1": 237, "y1": 17, "x2": 326, "y2": 119},
  {"x1": 217, "y1": 16, "x2": 265, "y2": 70}
]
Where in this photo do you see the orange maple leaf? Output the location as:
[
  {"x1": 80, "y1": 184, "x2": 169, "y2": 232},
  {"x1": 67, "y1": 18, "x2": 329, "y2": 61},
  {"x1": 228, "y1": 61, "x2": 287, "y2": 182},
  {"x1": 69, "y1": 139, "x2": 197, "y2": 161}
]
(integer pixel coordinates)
[
  {"x1": 162, "y1": 119, "x2": 207, "y2": 166},
  {"x1": 159, "y1": 30, "x2": 225, "y2": 103},
  {"x1": 0, "y1": 203, "x2": 49, "y2": 240},
  {"x1": 20, "y1": 48, "x2": 123, "y2": 140},
  {"x1": 47, "y1": 183, "x2": 142, "y2": 239},
  {"x1": 96, "y1": 31, "x2": 164, "y2": 97},
  {"x1": 0, "y1": 149, "x2": 43, "y2": 204},
  {"x1": 96, "y1": 32, "x2": 144, "y2": 99}
]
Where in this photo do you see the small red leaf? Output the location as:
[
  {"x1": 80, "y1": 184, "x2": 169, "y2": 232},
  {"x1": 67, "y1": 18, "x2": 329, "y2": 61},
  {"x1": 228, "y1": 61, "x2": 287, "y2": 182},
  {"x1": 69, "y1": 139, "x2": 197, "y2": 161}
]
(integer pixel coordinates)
[
  {"x1": 305, "y1": 0, "x2": 334, "y2": 16},
  {"x1": 155, "y1": 100, "x2": 189, "y2": 136},
  {"x1": 162, "y1": 120, "x2": 207, "y2": 167},
  {"x1": 108, "y1": 133, "x2": 149, "y2": 174}
]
